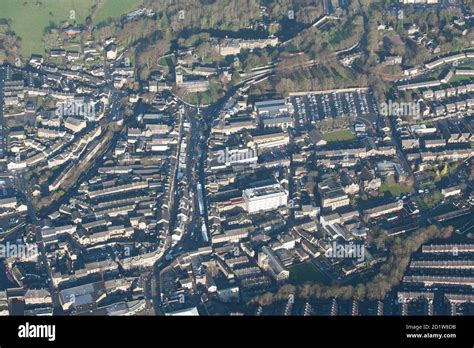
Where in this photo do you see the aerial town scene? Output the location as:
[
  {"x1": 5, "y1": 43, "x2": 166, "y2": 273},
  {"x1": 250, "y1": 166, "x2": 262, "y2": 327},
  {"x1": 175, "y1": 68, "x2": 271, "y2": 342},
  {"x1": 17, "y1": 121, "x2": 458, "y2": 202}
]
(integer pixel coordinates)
[{"x1": 0, "y1": 0, "x2": 473, "y2": 323}]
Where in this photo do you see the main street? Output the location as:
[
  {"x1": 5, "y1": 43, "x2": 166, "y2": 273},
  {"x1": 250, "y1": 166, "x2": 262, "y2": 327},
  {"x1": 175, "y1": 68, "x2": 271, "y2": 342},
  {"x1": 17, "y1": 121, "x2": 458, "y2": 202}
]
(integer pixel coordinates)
[
  {"x1": 148, "y1": 104, "x2": 204, "y2": 314},
  {"x1": 147, "y1": 69, "x2": 285, "y2": 312}
]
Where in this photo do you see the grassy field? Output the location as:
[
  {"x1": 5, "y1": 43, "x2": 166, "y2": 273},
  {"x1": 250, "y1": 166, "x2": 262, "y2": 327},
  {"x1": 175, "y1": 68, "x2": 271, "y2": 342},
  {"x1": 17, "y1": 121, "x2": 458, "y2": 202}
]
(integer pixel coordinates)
[
  {"x1": 94, "y1": 0, "x2": 144, "y2": 25},
  {"x1": 380, "y1": 181, "x2": 412, "y2": 197},
  {"x1": 1, "y1": 0, "x2": 94, "y2": 56},
  {"x1": 0, "y1": 0, "x2": 143, "y2": 56},
  {"x1": 159, "y1": 55, "x2": 175, "y2": 68},
  {"x1": 289, "y1": 261, "x2": 331, "y2": 285},
  {"x1": 322, "y1": 129, "x2": 356, "y2": 142}
]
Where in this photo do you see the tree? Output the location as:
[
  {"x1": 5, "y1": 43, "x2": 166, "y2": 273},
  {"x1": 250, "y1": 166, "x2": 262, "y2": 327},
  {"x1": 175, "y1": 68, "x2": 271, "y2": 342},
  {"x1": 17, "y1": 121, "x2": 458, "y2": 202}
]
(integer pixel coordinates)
[{"x1": 251, "y1": 225, "x2": 454, "y2": 305}]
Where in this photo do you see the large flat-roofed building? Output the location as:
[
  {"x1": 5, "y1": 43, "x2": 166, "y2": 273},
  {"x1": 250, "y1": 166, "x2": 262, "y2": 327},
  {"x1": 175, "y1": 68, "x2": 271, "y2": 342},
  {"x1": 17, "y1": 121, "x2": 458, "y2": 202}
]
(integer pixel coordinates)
[
  {"x1": 242, "y1": 183, "x2": 288, "y2": 214},
  {"x1": 254, "y1": 99, "x2": 293, "y2": 117}
]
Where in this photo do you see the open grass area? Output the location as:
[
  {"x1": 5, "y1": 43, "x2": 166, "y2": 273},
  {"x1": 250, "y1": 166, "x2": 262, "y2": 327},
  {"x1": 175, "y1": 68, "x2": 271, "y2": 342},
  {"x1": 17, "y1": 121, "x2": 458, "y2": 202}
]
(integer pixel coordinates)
[
  {"x1": 380, "y1": 181, "x2": 413, "y2": 197},
  {"x1": 289, "y1": 261, "x2": 331, "y2": 285},
  {"x1": 0, "y1": 0, "x2": 143, "y2": 56},
  {"x1": 1, "y1": 0, "x2": 94, "y2": 56},
  {"x1": 322, "y1": 129, "x2": 356, "y2": 143},
  {"x1": 159, "y1": 55, "x2": 176, "y2": 68},
  {"x1": 94, "y1": 0, "x2": 144, "y2": 25}
]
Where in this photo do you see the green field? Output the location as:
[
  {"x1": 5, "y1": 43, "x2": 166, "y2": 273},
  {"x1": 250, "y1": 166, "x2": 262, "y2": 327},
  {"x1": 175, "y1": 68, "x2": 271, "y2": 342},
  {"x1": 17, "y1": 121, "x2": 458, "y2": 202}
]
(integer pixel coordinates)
[
  {"x1": 94, "y1": 0, "x2": 144, "y2": 25},
  {"x1": 0, "y1": 0, "x2": 143, "y2": 57},
  {"x1": 289, "y1": 261, "x2": 331, "y2": 285},
  {"x1": 322, "y1": 129, "x2": 356, "y2": 142},
  {"x1": 380, "y1": 181, "x2": 412, "y2": 197},
  {"x1": 159, "y1": 55, "x2": 176, "y2": 68},
  {"x1": 1, "y1": 0, "x2": 94, "y2": 56}
]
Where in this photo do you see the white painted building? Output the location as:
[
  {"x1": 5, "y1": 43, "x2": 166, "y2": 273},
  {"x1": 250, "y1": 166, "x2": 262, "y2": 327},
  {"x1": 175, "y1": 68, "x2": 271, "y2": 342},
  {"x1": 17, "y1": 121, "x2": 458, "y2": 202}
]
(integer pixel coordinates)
[{"x1": 242, "y1": 183, "x2": 288, "y2": 214}]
